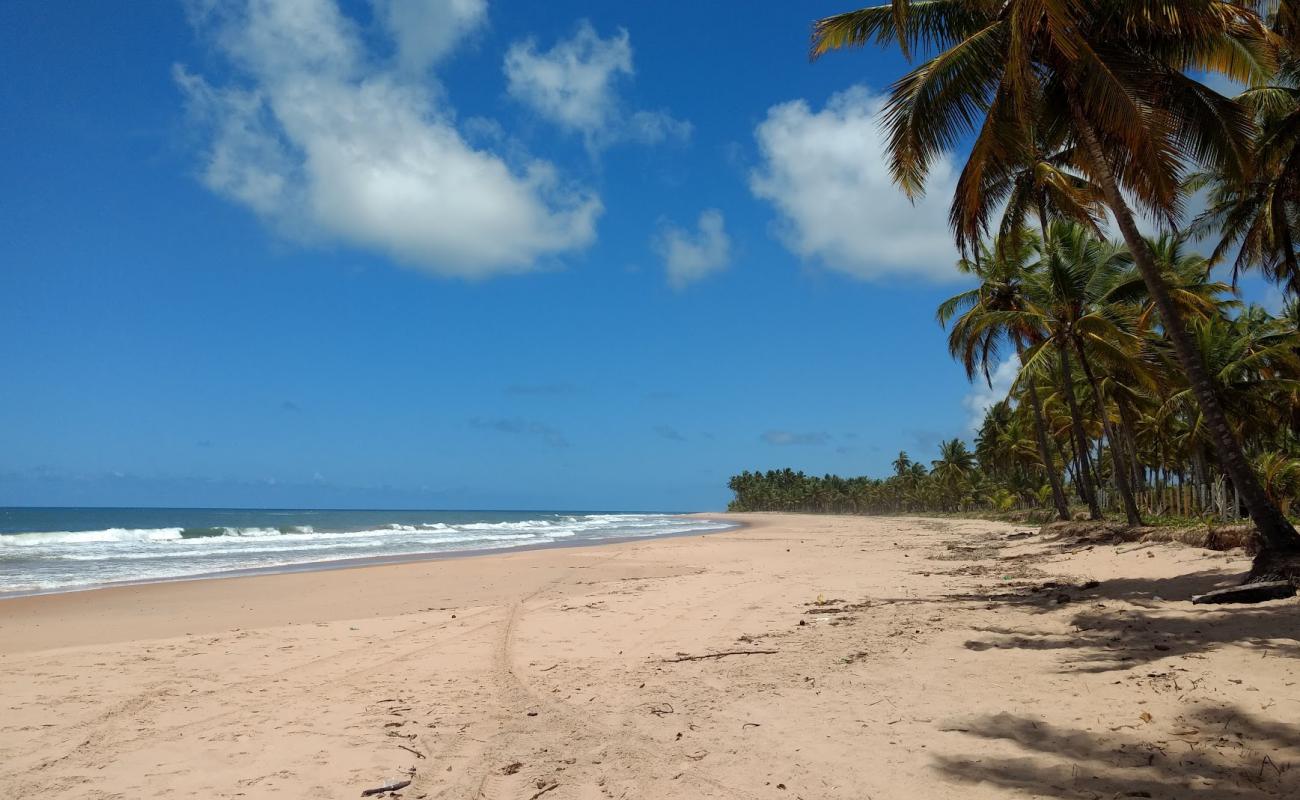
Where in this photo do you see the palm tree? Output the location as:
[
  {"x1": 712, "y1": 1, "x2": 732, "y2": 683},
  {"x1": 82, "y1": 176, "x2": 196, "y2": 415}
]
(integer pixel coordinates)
[
  {"x1": 1029, "y1": 221, "x2": 1147, "y2": 524},
  {"x1": 1192, "y1": 4, "x2": 1300, "y2": 296},
  {"x1": 931, "y1": 438, "x2": 977, "y2": 509},
  {"x1": 811, "y1": 1, "x2": 1300, "y2": 565},
  {"x1": 938, "y1": 232, "x2": 1071, "y2": 519},
  {"x1": 891, "y1": 450, "x2": 913, "y2": 477}
]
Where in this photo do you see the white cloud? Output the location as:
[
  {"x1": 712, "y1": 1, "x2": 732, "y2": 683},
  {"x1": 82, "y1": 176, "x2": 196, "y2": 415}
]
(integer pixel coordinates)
[
  {"x1": 750, "y1": 86, "x2": 961, "y2": 282},
  {"x1": 1261, "y1": 284, "x2": 1288, "y2": 315},
  {"x1": 176, "y1": 0, "x2": 600, "y2": 279},
  {"x1": 962, "y1": 355, "x2": 1019, "y2": 433},
  {"x1": 372, "y1": 0, "x2": 487, "y2": 72},
  {"x1": 627, "y1": 109, "x2": 692, "y2": 145},
  {"x1": 503, "y1": 20, "x2": 690, "y2": 152},
  {"x1": 655, "y1": 209, "x2": 731, "y2": 289}
]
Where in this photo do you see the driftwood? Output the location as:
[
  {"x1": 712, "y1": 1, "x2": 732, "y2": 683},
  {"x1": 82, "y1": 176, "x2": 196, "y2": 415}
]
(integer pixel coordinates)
[
  {"x1": 527, "y1": 782, "x2": 560, "y2": 800},
  {"x1": 361, "y1": 779, "x2": 411, "y2": 797},
  {"x1": 1191, "y1": 581, "x2": 1296, "y2": 605},
  {"x1": 662, "y1": 650, "x2": 777, "y2": 663},
  {"x1": 397, "y1": 745, "x2": 426, "y2": 759}
]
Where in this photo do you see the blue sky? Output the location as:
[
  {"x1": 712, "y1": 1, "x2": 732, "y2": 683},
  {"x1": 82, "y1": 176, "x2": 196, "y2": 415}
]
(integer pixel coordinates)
[{"x1": 0, "y1": 1, "x2": 1282, "y2": 511}]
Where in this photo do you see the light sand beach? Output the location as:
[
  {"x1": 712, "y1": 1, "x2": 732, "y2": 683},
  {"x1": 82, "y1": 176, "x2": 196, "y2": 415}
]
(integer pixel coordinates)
[{"x1": 1, "y1": 513, "x2": 1297, "y2": 799}]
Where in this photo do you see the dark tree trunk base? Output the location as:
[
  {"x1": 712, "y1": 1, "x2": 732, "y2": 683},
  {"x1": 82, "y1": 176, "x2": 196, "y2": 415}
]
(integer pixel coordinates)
[
  {"x1": 1192, "y1": 581, "x2": 1296, "y2": 605},
  {"x1": 1190, "y1": 549, "x2": 1300, "y2": 604},
  {"x1": 1245, "y1": 549, "x2": 1300, "y2": 586}
]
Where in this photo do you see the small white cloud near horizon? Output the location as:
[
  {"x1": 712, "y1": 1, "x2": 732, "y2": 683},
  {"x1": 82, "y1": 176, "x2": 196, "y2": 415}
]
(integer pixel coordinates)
[
  {"x1": 655, "y1": 209, "x2": 731, "y2": 289},
  {"x1": 175, "y1": 0, "x2": 600, "y2": 279},
  {"x1": 503, "y1": 20, "x2": 690, "y2": 152},
  {"x1": 962, "y1": 356, "x2": 1019, "y2": 433},
  {"x1": 750, "y1": 86, "x2": 961, "y2": 283}
]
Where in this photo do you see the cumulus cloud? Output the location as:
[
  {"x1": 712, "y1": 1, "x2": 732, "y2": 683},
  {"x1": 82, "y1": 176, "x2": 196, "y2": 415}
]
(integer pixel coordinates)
[
  {"x1": 654, "y1": 209, "x2": 731, "y2": 289},
  {"x1": 962, "y1": 355, "x2": 1019, "y2": 433},
  {"x1": 750, "y1": 86, "x2": 961, "y2": 282},
  {"x1": 372, "y1": 0, "x2": 487, "y2": 72},
  {"x1": 176, "y1": 0, "x2": 600, "y2": 279},
  {"x1": 761, "y1": 430, "x2": 830, "y2": 446},
  {"x1": 503, "y1": 20, "x2": 689, "y2": 152}
]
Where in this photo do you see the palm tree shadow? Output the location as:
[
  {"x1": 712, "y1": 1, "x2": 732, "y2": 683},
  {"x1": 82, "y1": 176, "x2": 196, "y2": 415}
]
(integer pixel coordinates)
[
  {"x1": 935, "y1": 706, "x2": 1300, "y2": 798},
  {"x1": 1087, "y1": 570, "x2": 1242, "y2": 602},
  {"x1": 937, "y1": 570, "x2": 1230, "y2": 612},
  {"x1": 962, "y1": 601, "x2": 1300, "y2": 672}
]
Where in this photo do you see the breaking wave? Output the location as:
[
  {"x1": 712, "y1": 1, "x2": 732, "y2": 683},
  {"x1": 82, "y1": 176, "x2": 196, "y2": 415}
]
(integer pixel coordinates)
[{"x1": 0, "y1": 513, "x2": 735, "y2": 595}]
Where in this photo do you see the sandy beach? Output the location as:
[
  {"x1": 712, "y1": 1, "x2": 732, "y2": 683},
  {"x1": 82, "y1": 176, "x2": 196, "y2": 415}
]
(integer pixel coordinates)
[{"x1": 2, "y1": 513, "x2": 1297, "y2": 799}]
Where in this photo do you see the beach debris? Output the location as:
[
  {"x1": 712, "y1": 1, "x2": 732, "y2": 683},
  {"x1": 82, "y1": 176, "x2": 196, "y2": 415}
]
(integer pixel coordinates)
[
  {"x1": 397, "y1": 744, "x2": 426, "y2": 759},
  {"x1": 361, "y1": 779, "x2": 411, "y2": 797},
  {"x1": 527, "y1": 780, "x2": 559, "y2": 800},
  {"x1": 501, "y1": 762, "x2": 523, "y2": 775},
  {"x1": 662, "y1": 649, "x2": 778, "y2": 663},
  {"x1": 1191, "y1": 581, "x2": 1296, "y2": 605},
  {"x1": 645, "y1": 702, "x2": 675, "y2": 716}
]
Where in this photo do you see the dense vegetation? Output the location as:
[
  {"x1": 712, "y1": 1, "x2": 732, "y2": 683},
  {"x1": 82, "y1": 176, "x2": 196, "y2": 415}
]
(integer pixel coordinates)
[{"x1": 733, "y1": 1, "x2": 1300, "y2": 578}]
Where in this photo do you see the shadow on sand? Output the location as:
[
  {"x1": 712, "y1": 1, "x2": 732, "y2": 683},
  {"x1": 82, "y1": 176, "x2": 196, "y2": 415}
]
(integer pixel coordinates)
[
  {"x1": 935, "y1": 705, "x2": 1300, "y2": 798},
  {"x1": 960, "y1": 585, "x2": 1300, "y2": 673}
]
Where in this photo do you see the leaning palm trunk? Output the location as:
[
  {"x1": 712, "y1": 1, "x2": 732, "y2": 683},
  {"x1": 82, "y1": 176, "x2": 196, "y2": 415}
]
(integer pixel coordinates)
[
  {"x1": 1116, "y1": 401, "x2": 1145, "y2": 493},
  {"x1": 1027, "y1": 211, "x2": 1071, "y2": 521},
  {"x1": 1077, "y1": 122, "x2": 1300, "y2": 566},
  {"x1": 1059, "y1": 346, "x2": 1102, "y2": 519},
  {"x1": 1019, "y1": 343, "x2": 1070, "y2": 520},
  {"x1": 1073, "y1": 340, "x2": 1142, "y2": 524}
]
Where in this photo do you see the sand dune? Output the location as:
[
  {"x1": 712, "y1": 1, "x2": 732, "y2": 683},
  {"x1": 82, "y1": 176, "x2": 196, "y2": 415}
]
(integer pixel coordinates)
[{"x1": 1, "y1": 514, "x2": 1297, "y2": 798}]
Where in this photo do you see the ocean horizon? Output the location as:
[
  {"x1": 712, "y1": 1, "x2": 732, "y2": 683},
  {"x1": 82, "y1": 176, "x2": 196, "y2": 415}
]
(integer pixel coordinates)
[{"x1": 0, "y1": 506, "x2": 735, "y2": 596}]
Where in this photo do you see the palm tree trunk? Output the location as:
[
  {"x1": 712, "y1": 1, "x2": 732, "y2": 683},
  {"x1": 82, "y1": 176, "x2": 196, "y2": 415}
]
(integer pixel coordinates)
[
  {"x1": 1018, "y1": 345, "x2": 1070, "y2": 520},
  {"x1": 1076, "y1": 121, "x2": 1300, "y2": 563},
  {"x1": 1061, "y1": 432, "x2": 1083, "y2": 502},
  {"x1": 1116, "y1": 401, "x2": 1144, "y2": 492},
  {"x1": 1059, "y1": 345, "x2": 1102, "y2": 519},
  {"x1": 1072, "y1": 339, "x2": 1142, "y2": 524}
]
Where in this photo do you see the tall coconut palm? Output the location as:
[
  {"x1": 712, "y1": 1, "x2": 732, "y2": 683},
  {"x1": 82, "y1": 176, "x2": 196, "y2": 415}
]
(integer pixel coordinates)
[
  {"x1": 1192, "y1": 2, "x2": 1300, "y2": 296},
  {"x1": 938, "y1": 232, "x2": 1072, "y2": 519},
  {"x1": 811, "y1": 1, "x2": 1300, "y2": 566},
  {"x1": 1030, "y1": 221, "x2": 1149, "y2": 523}
]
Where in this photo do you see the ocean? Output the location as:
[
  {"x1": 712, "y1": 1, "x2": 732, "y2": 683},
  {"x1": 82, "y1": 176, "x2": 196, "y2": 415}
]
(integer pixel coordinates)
[{"x1": 0, "y1": 507, "x2": 735, "y2": 596}]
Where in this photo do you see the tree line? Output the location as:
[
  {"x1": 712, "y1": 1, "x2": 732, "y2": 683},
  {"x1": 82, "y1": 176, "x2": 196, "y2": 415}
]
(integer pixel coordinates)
[{"x1": 729, "y1": 228, "x2": 1300, "y2": 518}]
